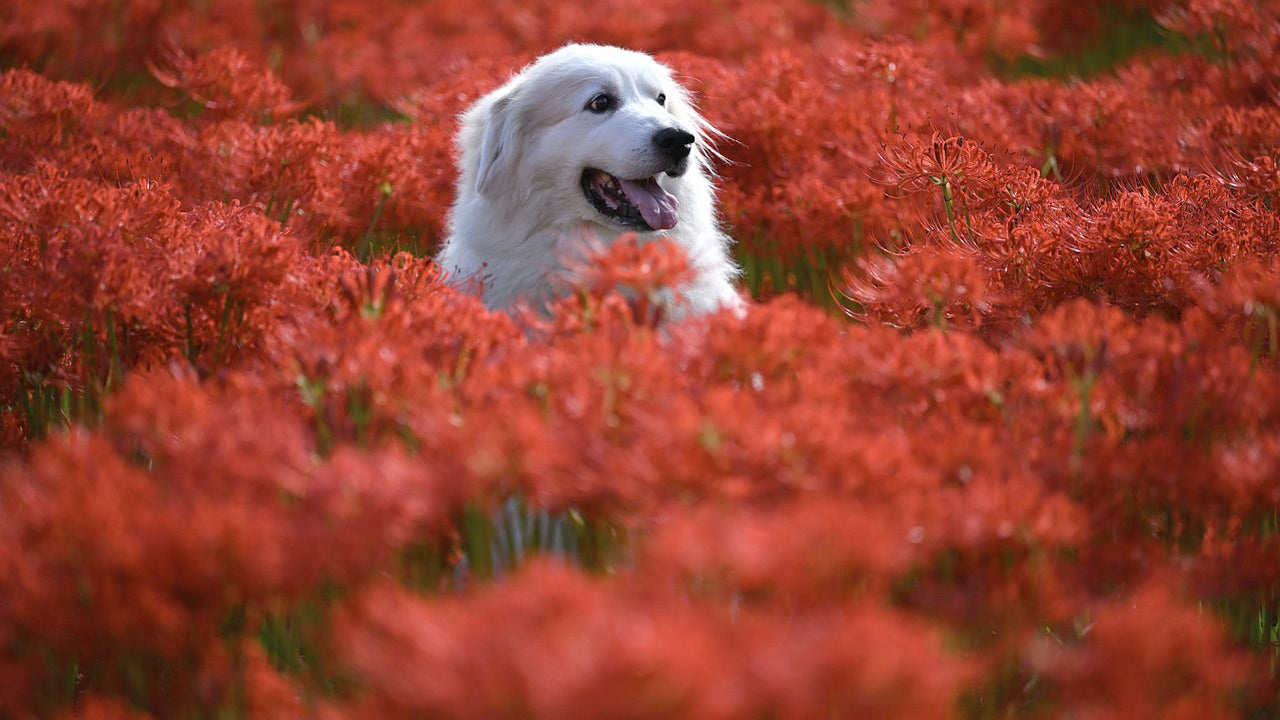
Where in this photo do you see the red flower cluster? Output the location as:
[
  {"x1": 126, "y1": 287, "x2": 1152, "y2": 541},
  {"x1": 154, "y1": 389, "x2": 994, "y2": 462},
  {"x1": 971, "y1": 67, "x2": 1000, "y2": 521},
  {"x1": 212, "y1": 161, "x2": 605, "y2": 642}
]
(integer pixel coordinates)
[
  {"x1": 332, "y1": 562, "x2": 968, "y2": 720},
  {"x1": 2, "y1": 0, "x2": 1280, "y2": 718}
]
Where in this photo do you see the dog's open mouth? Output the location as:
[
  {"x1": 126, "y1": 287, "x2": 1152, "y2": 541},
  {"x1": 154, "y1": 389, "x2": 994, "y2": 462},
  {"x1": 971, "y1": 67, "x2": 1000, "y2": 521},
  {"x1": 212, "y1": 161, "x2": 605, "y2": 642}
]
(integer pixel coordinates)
[{"x1": 581, "y1": 169, "x2": 679, "y2": 231}]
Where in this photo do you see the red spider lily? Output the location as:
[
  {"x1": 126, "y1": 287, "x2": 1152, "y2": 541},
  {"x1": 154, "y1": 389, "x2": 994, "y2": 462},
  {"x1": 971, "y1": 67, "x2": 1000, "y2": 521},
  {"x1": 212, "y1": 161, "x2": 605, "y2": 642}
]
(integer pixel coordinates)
[
  {"x1": 185, "y1": 118, "x2": 457, "y2": 248},
  {"x1": 856, "y1": 0, "x2": 1054, "y2": 62},
  {"x1": 847, "y1": 158, "x2": 1280, "y2": 332},
  {"x1": 335, "y1": 124, "x2": 457, "y2": 249},
  {"x1": 0, "y1": 164, "x2": 301, "y2": 400},
  {"x1": 1190, "y1": 260, "x2": 1280, "y2": 363},
  {"x1": 1193, "y1": 520, "x2": 1280, "y2": 605},
  {"x1": 1014, "y1": 298, "x2": 1270, "y2": 560},
  {"x1": 0, "y1": 69, "x2": 204, "y2": 188},
  {"x1": 1, "y1": 68, "x2": 453, "y2": 252},
  {"x1": 841, "y1": 245, "x2": 996, "y2": 331},
  {"x1": 879, "y1": 134, "x2": 1001, "y2": 211},
  {"x1": 247, "y1": 248, "x2": 519, "y2": 451},
  {"x1": 4, "y1": 1, "x2": 1280, "y2": 717},
  {"x1": 0, "y1": 364, "x2": 469, "y2": 708},
  {"x1": 330, "y1": 561, "x2": 970, "y2": 720},
  {"x1": 640, "y1": 498, "x2": 913, "y2": 608},
  {"x1": 637, "y1": 486, "x2": 1070, "y2": 622},
  {"x1": 1213, "y1": 148, "x2": 1280, "y2": 202},
  {"x1": 149, "y1": 47, "x2": 306, "y2": 122},
  {"x1": 699, "y1": 45, "x2": 934, "y2": 264},
  {"x1": 51, "y1": 696, "x2": 155, "y2": 720},
  {"x1": 1206, "y1": 107, "x2": 1280, "y2": 158},
  {"x1": 240, "y1": 645, "x2": 309, "y2": 720},
  {"x1": 553, "y1": 235, "x2": 695, "y2": 328},
  {"x1": 1067, "y1": 175, "x2": 1280, "y2": 314},
  {"x1": 0, "y1": 431, "x2": 241, "y2": 705},
  {"x1": 1026, "y1": 579, "x2": 1261, "y2": 720},
  {"x1": 198, "y1": 118, "x2": 351, "y2": 241},
  {"x1": 0, "y1": 69, "x2": 101, "y2": 159},
  {"x1": 1159, "y1": 0, "x2": 1266, "y2": 59}
]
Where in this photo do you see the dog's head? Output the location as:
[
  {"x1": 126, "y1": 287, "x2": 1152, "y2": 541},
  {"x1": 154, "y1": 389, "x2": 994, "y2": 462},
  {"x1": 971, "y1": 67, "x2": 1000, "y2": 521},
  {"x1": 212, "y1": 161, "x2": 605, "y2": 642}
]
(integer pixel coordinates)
[{"x1": 457, "y1": 43, "x2": 716, "y2": 234}]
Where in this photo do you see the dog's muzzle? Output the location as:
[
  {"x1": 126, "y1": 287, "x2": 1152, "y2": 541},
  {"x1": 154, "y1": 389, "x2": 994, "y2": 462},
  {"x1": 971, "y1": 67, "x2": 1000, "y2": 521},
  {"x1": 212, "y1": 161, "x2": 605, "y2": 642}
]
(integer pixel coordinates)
[
  {"x1": 654, "y1": 128, "x2": 694, "y2": 162},
  {"x1": 582, "y1": 169, "x2": 680, "y2": 231},
  {"x1": 580, "y1": 127, "x2": 694, "y2": 231}
]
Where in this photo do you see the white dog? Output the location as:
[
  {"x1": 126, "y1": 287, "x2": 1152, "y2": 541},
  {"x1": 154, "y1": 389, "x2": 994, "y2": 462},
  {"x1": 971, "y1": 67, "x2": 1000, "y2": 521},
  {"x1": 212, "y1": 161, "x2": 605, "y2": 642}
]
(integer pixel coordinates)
[{"x1": 436, "y1": 43, "x2": 744, "y2": 318}]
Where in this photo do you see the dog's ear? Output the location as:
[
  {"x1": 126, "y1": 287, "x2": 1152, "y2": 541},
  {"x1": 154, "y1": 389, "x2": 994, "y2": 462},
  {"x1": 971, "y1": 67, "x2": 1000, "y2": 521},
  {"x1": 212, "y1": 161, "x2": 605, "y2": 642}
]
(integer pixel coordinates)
[{"x1": 473, "y1": 92, "x2": 522, "y2": 198}]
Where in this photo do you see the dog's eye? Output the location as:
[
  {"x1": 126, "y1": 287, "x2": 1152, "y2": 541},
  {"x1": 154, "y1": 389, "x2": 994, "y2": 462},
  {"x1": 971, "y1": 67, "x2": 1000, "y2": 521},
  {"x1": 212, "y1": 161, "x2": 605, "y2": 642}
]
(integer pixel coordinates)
[
  {"x1": 657, "y1": 92, "x2": 667, "y2": 106},
  {"x1": 585, "y1": 93, "x2": 614, "y2": 113}
]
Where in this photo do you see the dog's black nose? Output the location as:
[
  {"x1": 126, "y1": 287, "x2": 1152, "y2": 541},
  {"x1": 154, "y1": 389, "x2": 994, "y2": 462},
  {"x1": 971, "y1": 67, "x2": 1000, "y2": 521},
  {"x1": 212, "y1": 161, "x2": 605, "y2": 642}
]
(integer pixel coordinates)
[{"x1": 653, "y1": 127, "x2": 695, "y2": 161}]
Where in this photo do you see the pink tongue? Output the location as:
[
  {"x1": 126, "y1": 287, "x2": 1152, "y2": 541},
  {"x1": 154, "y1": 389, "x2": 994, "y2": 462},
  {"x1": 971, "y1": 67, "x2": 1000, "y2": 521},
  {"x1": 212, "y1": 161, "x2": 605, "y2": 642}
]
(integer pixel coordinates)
[{"x1": 619, "y1": 178, "x2": 679, "y2": 230}]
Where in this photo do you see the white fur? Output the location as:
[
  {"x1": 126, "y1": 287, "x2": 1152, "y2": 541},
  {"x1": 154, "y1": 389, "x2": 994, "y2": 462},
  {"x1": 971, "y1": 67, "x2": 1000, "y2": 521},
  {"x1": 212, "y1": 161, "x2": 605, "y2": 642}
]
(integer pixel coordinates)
[{"x1": 436, "y1": 43, "x2": 744, "y2": 318}]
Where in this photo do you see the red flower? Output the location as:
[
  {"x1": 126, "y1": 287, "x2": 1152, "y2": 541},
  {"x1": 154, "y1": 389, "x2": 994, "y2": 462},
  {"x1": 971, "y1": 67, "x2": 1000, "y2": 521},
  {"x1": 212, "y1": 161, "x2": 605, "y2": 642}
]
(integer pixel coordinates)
[
  {"x1": 1027, "y1": 579, "x2": 1261, "y2": 720},
  {"x1": 150, "y1": 47, "x2": 305, "y2": 122}
]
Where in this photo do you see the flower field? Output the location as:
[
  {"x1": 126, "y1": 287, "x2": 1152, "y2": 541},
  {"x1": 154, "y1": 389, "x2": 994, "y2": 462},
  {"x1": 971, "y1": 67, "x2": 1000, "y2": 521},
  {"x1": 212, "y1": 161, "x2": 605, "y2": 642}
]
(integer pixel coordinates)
[{"x1": 3, "y1": 0, "x2": 1280, "y2": 717}]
